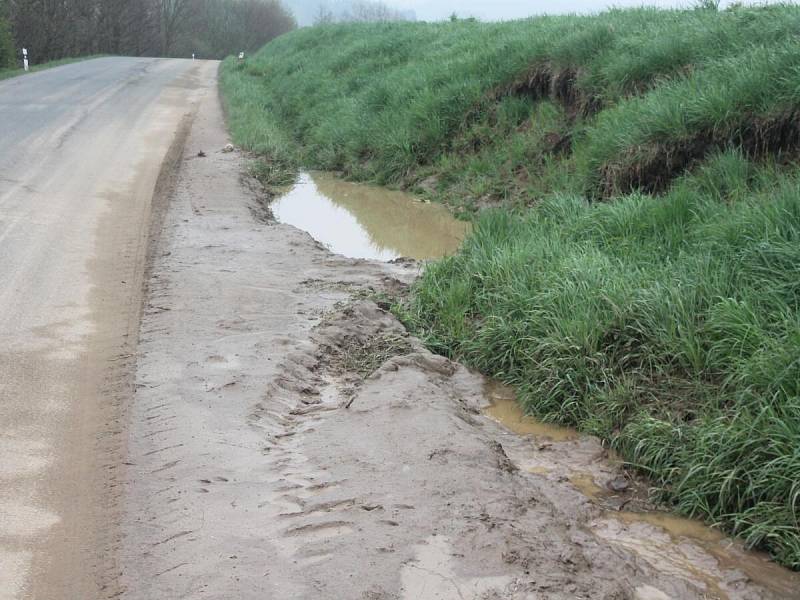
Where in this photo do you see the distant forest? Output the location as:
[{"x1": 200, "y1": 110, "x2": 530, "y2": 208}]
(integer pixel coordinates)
[
  {"x1": 283, "y1": 0, "x2": 415, "y2": 25},
  {"x1": 0, "y1": 0, "x2": 296, "y2": 65}
]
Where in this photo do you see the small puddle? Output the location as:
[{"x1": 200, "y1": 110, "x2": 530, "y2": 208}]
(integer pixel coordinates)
[
  {"x1": 569, "y1": 472, "x2": 606, "y2": 497},
  {"x1": 483, "y1": 380, "x2": 578, "y2": 442},
  {"x1": 594, "y1": 510, "x2": 800, "y2": 599},
  {"x1": 271, "y1": 172, "x2": 470, "y2": 261},
  {"x1": 482, "y1": 379, "x2": 800, "y2": 598},
  {"x1": 627, "y1": 511, "x2": 800, "y2": 597}
]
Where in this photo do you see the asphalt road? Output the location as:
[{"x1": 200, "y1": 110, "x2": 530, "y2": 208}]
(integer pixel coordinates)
[{"x1": 0, "y1": 57, "x2": 217, "y2": 600}]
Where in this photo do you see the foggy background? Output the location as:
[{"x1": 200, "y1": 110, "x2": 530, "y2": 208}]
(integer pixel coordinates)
[{"x1": 284, "y1": 0, "x2": 784, "y2": 24}]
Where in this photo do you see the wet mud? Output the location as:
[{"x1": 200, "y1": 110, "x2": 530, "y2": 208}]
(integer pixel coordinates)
[
  {"x1": 485, "y1": 382, "x2": 800, "y2": 599},
  {"x1": 484, "y1": 381, "x2": 578, "y2": 442}
]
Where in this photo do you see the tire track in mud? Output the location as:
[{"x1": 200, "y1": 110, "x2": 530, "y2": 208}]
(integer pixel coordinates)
[
  {"x1": 119, "y1": 71, "x2": 797, "y2": 599},
  {"x1": 243, "y1": 299, "x2": 719, "y2": 600}
]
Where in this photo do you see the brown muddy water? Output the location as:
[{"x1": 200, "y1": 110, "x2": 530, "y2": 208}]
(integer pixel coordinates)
[
  {"x1": 483, "y1": 380, "x2": 578, "y2": 442},
  {"x1": 271, "y1": 172, "x2": 470, "y2": 261},
  {"x1": 483, "y1": 380, "x2": 800, "y2": 599}
]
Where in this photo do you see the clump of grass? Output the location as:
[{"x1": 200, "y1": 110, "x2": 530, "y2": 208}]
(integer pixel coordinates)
[
  {"x1": 581, "y1": 42, "x2": 800, "y2": 197},
  {"x1": 324, "y1": 331, "x2": 413, "y2": 378},
  {"x1": 220, "y1": 57, "x2": 300, "y2": 191},
  {"x1": 248, "y1": 158, "x2": 296, "y2": 189}
]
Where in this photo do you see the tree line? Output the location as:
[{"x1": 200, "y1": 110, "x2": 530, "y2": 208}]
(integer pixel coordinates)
[
  {"x1": 0, "y1": 0, "x2": 295, "y2": 67},
  {"x1": 312, "y1": 0, "x2": 412, "y2": 24},
  {"x1": 0, "y1": 2, "x2": 14, "y2": 67}
]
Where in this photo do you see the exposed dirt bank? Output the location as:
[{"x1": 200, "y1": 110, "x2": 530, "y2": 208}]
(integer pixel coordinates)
[{"x1": 118, "y1": 77, "x2": 799, "y2": 599}]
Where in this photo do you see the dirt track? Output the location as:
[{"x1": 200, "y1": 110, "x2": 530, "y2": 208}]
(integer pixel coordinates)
[{"x1": 116, "y1": 68, "x2": 800, "y2": 599}]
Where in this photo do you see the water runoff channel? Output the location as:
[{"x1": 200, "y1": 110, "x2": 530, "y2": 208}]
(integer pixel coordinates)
[{"x1": 271, "y1": 171, "x2": 800, "y2": 599}]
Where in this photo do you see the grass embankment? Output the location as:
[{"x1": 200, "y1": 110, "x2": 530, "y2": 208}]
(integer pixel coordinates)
[
  {"x1": 0, "y1": 55, "x2": 107, "y2": 82},
  {"x1": 220, "y1": 5, "x2": 800, "y2": 568}
]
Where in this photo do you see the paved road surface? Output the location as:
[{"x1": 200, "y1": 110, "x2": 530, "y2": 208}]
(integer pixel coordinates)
[{"x1": 0, "y1": 57, "x2": 217, "y2": 600}]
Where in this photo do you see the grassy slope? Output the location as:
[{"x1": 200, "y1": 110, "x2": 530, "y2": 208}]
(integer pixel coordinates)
[{"x1": 221, "y1": 5, "x2": 800, "y2": 568}]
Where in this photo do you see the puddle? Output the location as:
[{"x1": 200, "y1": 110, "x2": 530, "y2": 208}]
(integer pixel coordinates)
[
  {"x1": 271, "y1": 172, "x2": 470, "y2": 261},
  {"x1": 483, "y1": 380, "x2": 578, "y2": 442},
  {"x1": 594, "y1": 510, "x2": 800, "y2": 599},
  {"x1": 481, "y1": 379, "x2": 800, "y2": 598},
  {"x1": 570, "y1": 472, "x2": 606, "y2": 497},
  {"x1": 400, "y1": 535, "x2": 510, "y2": 600},
  {"x1": 527, "y1": 466, "x2": 551, "y2": 475}
]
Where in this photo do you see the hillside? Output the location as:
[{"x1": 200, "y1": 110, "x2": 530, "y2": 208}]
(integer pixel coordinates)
[{"x1": 220, "y1": 4, "x2": 800, "y2": 569}]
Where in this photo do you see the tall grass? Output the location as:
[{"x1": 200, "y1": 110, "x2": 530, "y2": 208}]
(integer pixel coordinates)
[
  {"x1": 222, "y1": 3, "x2": 800, "y2": 205},
  {"x1": 220, "y1": 59, "x2": 298, "y2": 187},
  {"x1": 219, "y1": 5, "x2": 800, "y2": 569},
  {"x1": 400, "y1": 152, "x2": 800, "y2": 568}
]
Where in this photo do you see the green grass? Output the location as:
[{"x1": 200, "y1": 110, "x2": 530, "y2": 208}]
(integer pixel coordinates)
[
  {"x1": 399, "y1": 152, "x2": 800, "y2": 567},
  {"x1": 221, "y1": 4, "x2": 800, "y2": 206},
  {"x1": 220, "y1": 59, "x2": 299, "y2": 190},
  {"x1": 219, "y1": 5, "x2": 800, "y2": 569},
  {"x1": 0, "y1": 55, "x2": 107, "y2": 82}
]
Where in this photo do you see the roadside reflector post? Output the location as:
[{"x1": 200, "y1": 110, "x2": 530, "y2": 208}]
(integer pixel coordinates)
[
  {"x1": 192, "y1": 53, "x2": 195, "y2": 60},
  {"x1": 22, "y1": 48, "x2": 28, "y2": 72},
  {"x1": 238, "y1": 51, "x2": 245, "y2": 61}
]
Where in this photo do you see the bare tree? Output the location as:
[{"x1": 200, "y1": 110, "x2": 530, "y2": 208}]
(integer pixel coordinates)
[
  {"x1": 177, "y1": 0, "x2": 295, "y2": 58},
  {"x1": 347, "y1": 0, "x2": 400, "y2": 22},
  {"x1": 6, "y1": 0, "x2": 294, "y2": 62},
  {"x1": 0, "y1": 0, "x2": 14, "y2": 69},
  {"x1": 318, "y1": 0, "x2": 408, "y2": 24},
  {"x1": 312, "y1": 3, "x2": 335, "y2": 25},
  {"x1": 159, "y1": 0, "x2": 192, "y2": 55}
]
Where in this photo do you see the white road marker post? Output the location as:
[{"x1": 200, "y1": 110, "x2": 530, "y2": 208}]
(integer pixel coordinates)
[
  {"x1": 192, "y1": 53, "x2": 195, "y2": 60},
  {"x1": 22, "y1": 48, "x2": 28, "y2": 72},
  {"x1": 238, "y1": 51, "x2": 245, "y2": 62}
]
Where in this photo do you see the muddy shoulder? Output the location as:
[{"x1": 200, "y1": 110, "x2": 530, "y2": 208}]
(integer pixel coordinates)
[
  {"x1": 264, "y1": 296, "x2": 798, "y2": 600},
  {"x1": 122, "y1": 83, "x2": 798, "y2": 600}
]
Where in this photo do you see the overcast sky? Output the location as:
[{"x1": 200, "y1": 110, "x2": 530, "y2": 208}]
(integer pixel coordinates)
[{"x1": 385, "y1": 0, "x2": 777, "y2": 21}]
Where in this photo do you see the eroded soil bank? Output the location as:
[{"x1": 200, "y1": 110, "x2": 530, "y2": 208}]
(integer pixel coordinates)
[{"x1": 118, "y1": 77, "x2": 800, "y2": 599}]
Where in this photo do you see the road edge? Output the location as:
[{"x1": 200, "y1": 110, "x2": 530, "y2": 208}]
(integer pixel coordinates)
[{"x1": 97, "y1": 97, "x2": 201, "y2": 600}]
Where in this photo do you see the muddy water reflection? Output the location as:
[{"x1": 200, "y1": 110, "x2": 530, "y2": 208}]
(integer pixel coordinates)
[
  {"x1": 595, "y1": 512, "x2": 800, "y2": 599},
  {"x1": 483, "y1": 380, "x2": 578, "y2": 442},
  {"x1": 271, "y1": 172, "x2": 470, "y2": 261}
]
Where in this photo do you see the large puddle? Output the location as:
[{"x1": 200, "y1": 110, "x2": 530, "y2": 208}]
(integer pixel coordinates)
[
  {"x1": 483, "y1": 380, "x2": 800, "y2": 599},
  {"x1": 271, "y1": 172, "x2": 470, "y2": 261}
]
